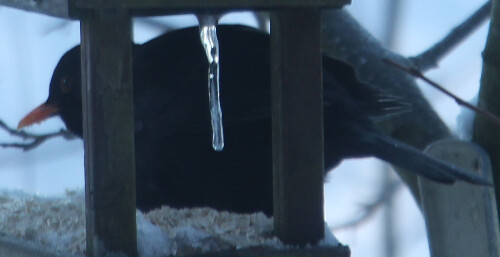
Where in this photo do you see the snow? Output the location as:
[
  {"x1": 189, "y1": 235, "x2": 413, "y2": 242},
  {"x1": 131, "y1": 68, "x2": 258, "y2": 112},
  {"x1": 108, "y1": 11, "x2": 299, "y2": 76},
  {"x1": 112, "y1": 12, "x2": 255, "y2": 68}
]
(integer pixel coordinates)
[
  {"x1": 137, "y1": 212, "x2": 172, "y2": 256},
  {"x1": 0, "y1": 189, "x2": 86, "y2": 255},
  {"x1": 0, "y1": 189, "x2": 338, "y2": 256}
]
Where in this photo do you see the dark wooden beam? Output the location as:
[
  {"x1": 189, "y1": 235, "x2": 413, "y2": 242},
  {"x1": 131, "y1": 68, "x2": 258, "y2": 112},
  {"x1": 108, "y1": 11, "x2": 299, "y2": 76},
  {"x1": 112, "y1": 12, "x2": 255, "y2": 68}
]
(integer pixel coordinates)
[
  {"x1": 0, "y1": 0, "x2": 350, "y2": 18},
  {"x1": 188, "y1": 245, "x2": 351, "y2": 257},
  {"x1": 271, "y1": 8, "x2": 324, "y2": 246},
  {"x1": 80, "y1": 9, "x2": 137, "y2": 257},
  {"x1": 71, "y1": 0, "x2": 349, "y2": 16},
  {"x1": 0, "y1": 0, "x2": 71, "y2": 18}
]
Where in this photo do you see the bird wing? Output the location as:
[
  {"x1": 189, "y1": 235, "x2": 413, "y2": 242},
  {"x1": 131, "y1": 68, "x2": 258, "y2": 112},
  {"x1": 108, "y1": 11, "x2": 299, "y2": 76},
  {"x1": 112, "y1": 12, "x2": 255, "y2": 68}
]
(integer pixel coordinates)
[{"x1": 322, "y1": 56, "x2": 412, "y2": 121}]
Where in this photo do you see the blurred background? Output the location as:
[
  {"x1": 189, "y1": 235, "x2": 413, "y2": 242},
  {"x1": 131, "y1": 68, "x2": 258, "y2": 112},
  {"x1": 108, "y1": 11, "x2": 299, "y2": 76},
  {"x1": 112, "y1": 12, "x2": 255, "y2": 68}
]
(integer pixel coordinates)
[{"x1": 0, "y1": 0, "x2": 490, "y2": 256}]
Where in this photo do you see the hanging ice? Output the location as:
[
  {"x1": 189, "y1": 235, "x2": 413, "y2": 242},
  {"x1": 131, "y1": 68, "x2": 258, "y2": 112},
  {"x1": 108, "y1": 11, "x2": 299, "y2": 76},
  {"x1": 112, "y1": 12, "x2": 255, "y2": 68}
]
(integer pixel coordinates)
[{"x1": 197, "y1": 14, "x2": 224, "y2": 151}]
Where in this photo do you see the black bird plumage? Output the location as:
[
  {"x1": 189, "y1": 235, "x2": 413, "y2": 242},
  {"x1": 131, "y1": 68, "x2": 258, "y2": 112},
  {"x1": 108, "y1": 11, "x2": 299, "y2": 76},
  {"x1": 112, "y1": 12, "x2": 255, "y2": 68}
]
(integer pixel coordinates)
[{"x1": 18, "y1": 25, "x2": 489, "y2": 216}]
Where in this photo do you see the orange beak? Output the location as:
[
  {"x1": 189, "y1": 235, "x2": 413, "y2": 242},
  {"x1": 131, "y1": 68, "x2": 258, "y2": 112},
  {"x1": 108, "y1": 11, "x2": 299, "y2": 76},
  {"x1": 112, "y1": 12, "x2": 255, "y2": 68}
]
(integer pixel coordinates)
[{"x1": 17, "y1": 103, "x2": 59, "y2": 130}]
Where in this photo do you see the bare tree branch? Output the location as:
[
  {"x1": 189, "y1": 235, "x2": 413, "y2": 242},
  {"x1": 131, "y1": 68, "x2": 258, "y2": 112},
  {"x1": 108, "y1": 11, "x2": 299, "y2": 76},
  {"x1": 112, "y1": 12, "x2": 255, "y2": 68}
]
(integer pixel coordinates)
[
  {"x1": 330, "y1": 180, "x2": 402, "y2": 230},
  {"x1": 381, "y1": 0, "x2": 403, "y2": 48},
  {"x1": 473, "y1": 0, "x2": 500, "y2": 225},
  {"x1": 409, "y1": 1, "x2": 492, "y2": 72},
  {"x1": 381, "y1": 1, "x2": 404, "y2": 255},
  {"x1": 0, "y1": 120, "x2": 76, "y2": 152},
  {"x1": 384, "y1": 58, "x2": 500, "y2": 127},
  {"x1": 41, "y1": 20, "x2": 72, "y2": 36}
]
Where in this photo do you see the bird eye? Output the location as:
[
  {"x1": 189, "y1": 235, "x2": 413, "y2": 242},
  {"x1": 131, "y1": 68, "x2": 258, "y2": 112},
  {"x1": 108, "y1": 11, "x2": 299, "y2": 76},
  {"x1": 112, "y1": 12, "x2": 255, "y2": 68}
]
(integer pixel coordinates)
[{"x1": 60, "y1": 75, "x2": 73, "y2": 93}]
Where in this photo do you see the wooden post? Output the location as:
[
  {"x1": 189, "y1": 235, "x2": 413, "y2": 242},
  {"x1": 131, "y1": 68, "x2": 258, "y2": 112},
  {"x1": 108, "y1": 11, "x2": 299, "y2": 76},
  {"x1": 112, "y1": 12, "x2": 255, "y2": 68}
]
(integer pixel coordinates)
[
  {"x1": 473, "y1": 0, "x2": 500, "y2": 229},
  {"x1": 420, "y1": 139, "x2": 500, "y2": 257},
  {"x1": 271, "y1": 8, "x2": 324, "y2": 245},
  {"x1": 80, "y1": 10, "x2": 137, "y2": 257}
]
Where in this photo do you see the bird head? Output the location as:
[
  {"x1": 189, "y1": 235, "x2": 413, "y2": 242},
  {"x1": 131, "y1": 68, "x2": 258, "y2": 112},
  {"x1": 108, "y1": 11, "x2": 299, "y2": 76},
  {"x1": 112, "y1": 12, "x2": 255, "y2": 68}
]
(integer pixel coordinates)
[{"x1": 17, "y1": 46, "x2": 83, "y2": 137}]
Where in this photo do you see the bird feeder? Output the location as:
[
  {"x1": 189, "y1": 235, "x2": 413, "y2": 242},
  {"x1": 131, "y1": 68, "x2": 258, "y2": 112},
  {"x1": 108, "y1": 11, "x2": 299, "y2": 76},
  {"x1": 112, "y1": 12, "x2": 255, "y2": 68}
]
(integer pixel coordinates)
[{"x1": 0, "y1": 0, "x2": 351, "y2": 256}]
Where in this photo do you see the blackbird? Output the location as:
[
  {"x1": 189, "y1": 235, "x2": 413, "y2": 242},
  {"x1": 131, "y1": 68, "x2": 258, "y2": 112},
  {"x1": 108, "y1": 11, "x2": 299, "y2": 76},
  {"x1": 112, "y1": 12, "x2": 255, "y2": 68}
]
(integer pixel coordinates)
[{"x1": 18, "y1": 25, "x2": 489, "y2": 216}]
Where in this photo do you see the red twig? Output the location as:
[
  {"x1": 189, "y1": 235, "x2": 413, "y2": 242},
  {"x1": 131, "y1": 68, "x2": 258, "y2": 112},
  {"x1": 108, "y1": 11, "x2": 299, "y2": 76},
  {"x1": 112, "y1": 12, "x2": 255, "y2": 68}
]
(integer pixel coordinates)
[{"x1": 383, "y1": 58, "x2": 500, "y2": 127}]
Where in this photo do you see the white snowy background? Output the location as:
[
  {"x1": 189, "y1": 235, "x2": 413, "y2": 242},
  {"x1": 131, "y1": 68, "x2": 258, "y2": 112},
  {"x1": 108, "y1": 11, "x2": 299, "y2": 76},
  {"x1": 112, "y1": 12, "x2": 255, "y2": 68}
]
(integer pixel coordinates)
[{"x1": 0, "y1": 0, "x2": 490, "y2": 256}]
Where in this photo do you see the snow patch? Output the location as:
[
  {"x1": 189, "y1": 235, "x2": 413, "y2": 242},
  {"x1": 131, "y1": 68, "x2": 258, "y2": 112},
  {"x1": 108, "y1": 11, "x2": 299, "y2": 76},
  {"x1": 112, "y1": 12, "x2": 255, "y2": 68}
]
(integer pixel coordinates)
[{"x1": 0, "y1": 189, "x2": 338, "y2": 256}]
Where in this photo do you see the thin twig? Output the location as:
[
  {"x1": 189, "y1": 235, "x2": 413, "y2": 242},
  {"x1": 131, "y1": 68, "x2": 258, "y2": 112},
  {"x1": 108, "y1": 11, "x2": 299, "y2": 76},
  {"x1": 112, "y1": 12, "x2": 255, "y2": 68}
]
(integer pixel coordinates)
[
  {"x1": 330, "y1": 180, "x2": 402, "y2": 230},
  {"x1": 41, "y1": 20, "x2": 72, "y2": 36},
  {"x1": 381, "y1": 0, "x2": 403, "y2": 48},
  {"x1": 382, "y1": 2, "x2": 403, "y2": 255},
  {"x1": 0, "y1": 120, "x2": 76, "y2": 152},
  {"x1": 409, "y1": 1, "x2": 492, "y2": 72},
  {"x1": 384, "y1": 58, "x2": 500, "y2": 127}
]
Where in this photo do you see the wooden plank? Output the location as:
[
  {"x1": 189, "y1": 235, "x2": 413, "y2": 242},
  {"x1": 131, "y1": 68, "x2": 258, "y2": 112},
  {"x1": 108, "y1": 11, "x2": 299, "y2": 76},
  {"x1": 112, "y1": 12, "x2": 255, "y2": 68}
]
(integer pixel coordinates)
[
  {"x1": 71, "y1": 0, "x2": 349, "y2": 15},
  {"x1": 0, "y1": 0, "x2": 71, "y2": 18},
  {"x1": 420, "y1": 139, "x2": 500, "y2": 257},
  {"x1": 270, "y1": 9, "x2": 324, "y2": 246},
  {"x1": 80, "y1": 10, "x2": 137, "y2": 257}
]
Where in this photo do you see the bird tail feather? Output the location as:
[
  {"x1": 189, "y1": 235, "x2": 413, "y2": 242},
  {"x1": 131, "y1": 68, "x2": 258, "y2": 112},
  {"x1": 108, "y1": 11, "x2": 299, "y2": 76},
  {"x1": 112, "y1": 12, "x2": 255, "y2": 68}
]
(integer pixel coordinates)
[{"x1": 367, "y1": 134, "x2": 491, "y2": 186}]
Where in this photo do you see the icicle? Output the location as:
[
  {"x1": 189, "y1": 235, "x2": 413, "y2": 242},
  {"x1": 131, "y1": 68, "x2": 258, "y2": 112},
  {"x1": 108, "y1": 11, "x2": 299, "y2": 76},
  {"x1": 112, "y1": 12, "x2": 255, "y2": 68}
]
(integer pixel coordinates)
[{"x1": 197, "y1": 14, "x2": 224, "y2": 151}]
